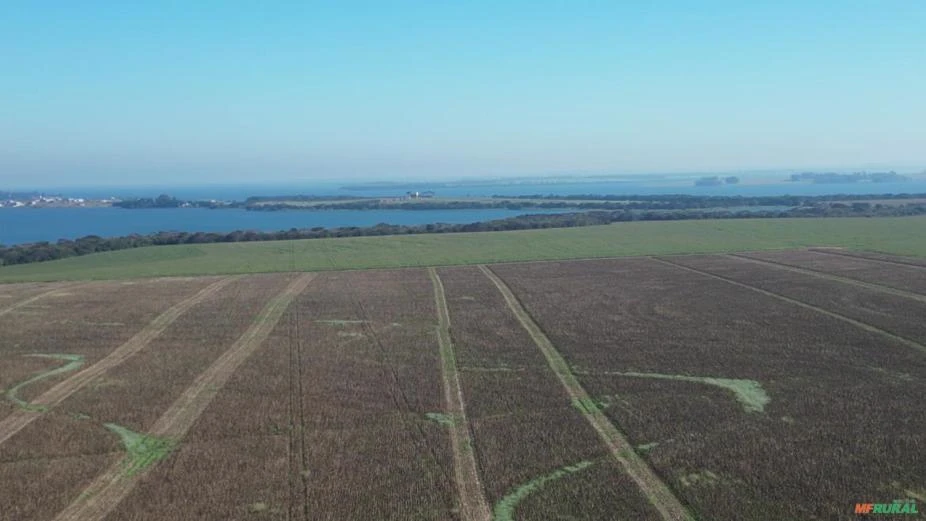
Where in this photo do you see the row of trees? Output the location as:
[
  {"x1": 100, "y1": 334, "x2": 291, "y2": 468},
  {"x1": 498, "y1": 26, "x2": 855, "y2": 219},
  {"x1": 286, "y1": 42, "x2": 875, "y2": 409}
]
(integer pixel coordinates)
[
  {"x1": 112, "y1": 192, "x2": 926, "y2": 212},
  {"x1": 2, "y1": 202, "x2": 925, "y2": 267}
]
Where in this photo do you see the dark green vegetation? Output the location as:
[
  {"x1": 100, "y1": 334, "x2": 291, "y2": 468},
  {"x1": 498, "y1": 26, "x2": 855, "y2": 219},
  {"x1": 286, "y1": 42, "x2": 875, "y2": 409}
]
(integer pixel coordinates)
[
  {"x1": 119, "y1": 191, "x2": 926, "y2": 211},
  {"x1": 3, "y1": 216, "x2": 926, "y2": 282},
  {"x1": 1, "y1": 251, "x2": 924, "y2": 520}
]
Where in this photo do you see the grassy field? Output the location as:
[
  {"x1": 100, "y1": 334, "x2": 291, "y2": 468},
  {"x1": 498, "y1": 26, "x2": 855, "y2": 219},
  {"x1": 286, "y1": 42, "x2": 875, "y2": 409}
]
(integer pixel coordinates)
[{"x1": 2, "y1": 216, "x2": 926, "y2": 282}]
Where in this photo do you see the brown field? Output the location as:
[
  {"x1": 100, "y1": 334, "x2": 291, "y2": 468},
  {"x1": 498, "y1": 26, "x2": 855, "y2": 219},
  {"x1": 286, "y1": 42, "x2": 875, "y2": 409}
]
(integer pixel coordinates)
[
  {"x1": 490, "y1": 257, "x2": 926, "y2": 520},
  {"x1": 0, "y1": 277, "x2": 223, "y2": 421},
  {"x1": 0, "y1": 282, "x2": 70, "y2": 311},
  {"x1": 745, "y1": 249, "x2": 926, "y2": 294},
  {"x1": 667, "y1": 254, "x2": 926, "y2": 345},
  {"x1": 809, "y1": 248, "x2": 926, "y2": 267},
  {"x1": 1, "y1": 252, "x2": 924, "y2": 521},
  {"x1": 439, "y1": 266, "x2": 662, "y2": 520}
]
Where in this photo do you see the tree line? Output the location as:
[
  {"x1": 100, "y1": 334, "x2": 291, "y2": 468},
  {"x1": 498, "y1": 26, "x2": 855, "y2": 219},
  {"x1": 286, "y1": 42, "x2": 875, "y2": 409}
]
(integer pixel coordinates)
[
  {"x1": 2, "y1": 201, "x2": 925, "y2": 267},
  {"x1": 112, "y1": 192, "x2": 926, "y2": 212}
]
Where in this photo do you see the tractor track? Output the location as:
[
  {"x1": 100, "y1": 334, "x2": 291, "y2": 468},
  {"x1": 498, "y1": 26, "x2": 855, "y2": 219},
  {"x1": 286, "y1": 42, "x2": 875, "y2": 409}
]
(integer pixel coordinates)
[
  {"x1": 52, "y1": 273, "x2": 315, "y2": 521},
  {"x1": 429, "y1": 268, "x2": 492, "y2": 521},
  {"x1": 808, "y1": 248, "x2": 926, "y2": 270},
  {"x1": 478, "y1": 264, "x2": 694, "y2": 521},
  {"x1": 727, "y1": 253, "x2": 926, "y2": 302},
  {"x1": 0, "y1": 277, "x2": 238, "y2": 446},
  {"x1": 0, "y1": 283, "x2": 83, "y2": 318},
  {"x1": 652, "y1": 257, "x2": 926, "y2": 355}
]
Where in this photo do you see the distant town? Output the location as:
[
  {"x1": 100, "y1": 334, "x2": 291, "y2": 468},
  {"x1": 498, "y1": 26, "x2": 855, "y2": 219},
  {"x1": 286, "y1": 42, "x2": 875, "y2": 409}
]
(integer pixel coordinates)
[{"x1": 0, "y1": 192, "x2": 119, "y2": 208}]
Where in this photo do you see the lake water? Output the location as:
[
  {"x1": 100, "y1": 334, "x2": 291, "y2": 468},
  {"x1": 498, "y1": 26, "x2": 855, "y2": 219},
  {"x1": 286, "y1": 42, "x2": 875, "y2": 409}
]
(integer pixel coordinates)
[
  {"x1": 36, "y1": 178, "x2": 926, "y2": 200},
  {"x1": 5, "y1": 178, "x2": 925, "y2": 246},
  {"x1": 0, "y1": 207, "x2": 573, "y2": 246}
]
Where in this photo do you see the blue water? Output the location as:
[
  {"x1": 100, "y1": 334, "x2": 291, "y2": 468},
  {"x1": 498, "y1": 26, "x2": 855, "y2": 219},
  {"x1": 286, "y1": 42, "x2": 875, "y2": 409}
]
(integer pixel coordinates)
[
  {"x1": 5, "y1": 177, "x2": 925, "y2": 246},
  {"x1": 34, "y1": 179, "x2": 926, "y2": 200},
  {"x1": 0, "y1": 207, "x2": 572, "y2": 246}
]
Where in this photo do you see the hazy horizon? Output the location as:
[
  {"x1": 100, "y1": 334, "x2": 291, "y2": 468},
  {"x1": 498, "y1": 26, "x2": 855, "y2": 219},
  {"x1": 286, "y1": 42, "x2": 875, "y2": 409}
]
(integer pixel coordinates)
[{"x1": 3, "y1": 2, "x2": 925, "y2": 187}]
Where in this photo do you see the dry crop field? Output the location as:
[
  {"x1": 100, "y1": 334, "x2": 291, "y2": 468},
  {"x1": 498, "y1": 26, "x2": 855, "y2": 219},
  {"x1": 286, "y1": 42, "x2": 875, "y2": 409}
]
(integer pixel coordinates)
[{"x1": 0, "y1": 249, "x2": 923, "y2": 521}]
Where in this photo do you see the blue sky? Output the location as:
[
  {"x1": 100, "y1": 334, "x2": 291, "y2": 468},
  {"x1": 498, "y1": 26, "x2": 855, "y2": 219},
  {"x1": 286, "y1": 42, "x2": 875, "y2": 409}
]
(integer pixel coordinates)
[{"x1": 2, "y1": 1, "x2": 924, "y2": 186}]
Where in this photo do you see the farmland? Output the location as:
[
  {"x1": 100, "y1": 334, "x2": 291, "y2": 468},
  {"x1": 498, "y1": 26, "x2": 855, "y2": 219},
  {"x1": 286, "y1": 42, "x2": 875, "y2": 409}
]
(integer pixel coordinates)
[
  {"x1": 2, "y1": 216, "x2": 926, "y2": 283},
  {"x1": 0, "y1": 249, "x2": 924, "y2": 520}
]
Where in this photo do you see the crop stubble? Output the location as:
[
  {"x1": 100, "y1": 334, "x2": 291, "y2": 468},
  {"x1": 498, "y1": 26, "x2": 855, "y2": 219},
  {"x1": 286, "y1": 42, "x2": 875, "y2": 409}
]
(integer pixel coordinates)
[
  {"x1": 103, "y1": 270, "x2": 455, "y2": 521},
  {"x1": 52, "y1": 273, "x2": 315, "y2": 521},
  {"x1": 0, "y1": 276, "x2": 299, "y2": 521},
  {"x1": 490, "y1": 257, "x2": 926, "y2": 520},
  {"x1": 439, "y1": 266, "x2": 663, "y2": 520},
  {"x1": 671, "y1": 254, "x2": 926, "y2": 346},
  {"x1": 744, "y1": 249, "x2": 926, "y2": 294}
]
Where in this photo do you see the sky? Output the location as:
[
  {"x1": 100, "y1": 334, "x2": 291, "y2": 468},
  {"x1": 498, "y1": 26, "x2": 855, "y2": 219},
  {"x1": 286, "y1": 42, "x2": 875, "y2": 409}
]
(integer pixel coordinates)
[{"x1": 2, "y1": 1, "x2": 925, "y2": 187}]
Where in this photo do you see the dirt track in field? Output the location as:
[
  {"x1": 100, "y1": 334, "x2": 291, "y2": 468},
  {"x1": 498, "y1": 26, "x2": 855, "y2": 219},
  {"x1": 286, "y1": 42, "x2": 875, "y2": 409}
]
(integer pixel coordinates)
[
  {"x1": 0, "y1": 283, "x2": 81, "y2": 318},
  {"x1": 728, "y1": 253, "x2": 926, "y2": 303},
  {"x1": 52, "y1": 273, "x2": 315, "y2": 521},
  {"x1": 478, "y1": 264, "x2": 695, "y2": 521},
  {"x1": 652, "y1": 257, "x2": 926, "y2": 355},
  {"x1": 428, "y1": 268, "x2": 492, "y2": 521},
  {"x1": 810, "y1": 248, "x2": 926, "y2": 270},
  {"x1": 0, "y1": 277, "x2": 237, "y2": 446}
]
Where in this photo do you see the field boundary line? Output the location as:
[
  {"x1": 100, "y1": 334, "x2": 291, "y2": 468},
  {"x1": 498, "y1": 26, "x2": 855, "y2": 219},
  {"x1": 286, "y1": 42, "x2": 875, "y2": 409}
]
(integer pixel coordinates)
[
  {"x1": 428, "y1": 268, "x2": 492, "y2": 521},
  {"x1": 0, "y1": 276, "x2": 238, "y2": 446},
  {"x1": 808, "y1": 248, "x2": 926, "y2": 270},
  {"x1": 52, "y1": 273, "x2": 315, "y2": 521},
  {"x1": 0, "y1": 282, "x2": 82, "y2": 318},
  {"x1": 727, "y1": 253, "x2": 926, "y2": 302},
  {"x1": 478, "y1": 264, "x2": 694, "y2": 521},
  {"x1": 652, "y1": 258, "x2": 926, "y2": 355}
]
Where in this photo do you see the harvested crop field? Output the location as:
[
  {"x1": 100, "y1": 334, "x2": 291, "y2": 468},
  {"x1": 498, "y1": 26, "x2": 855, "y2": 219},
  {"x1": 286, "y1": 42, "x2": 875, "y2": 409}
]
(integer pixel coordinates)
[{"x1": 1, "y1": 250, "x2": 923, "y2": 521}]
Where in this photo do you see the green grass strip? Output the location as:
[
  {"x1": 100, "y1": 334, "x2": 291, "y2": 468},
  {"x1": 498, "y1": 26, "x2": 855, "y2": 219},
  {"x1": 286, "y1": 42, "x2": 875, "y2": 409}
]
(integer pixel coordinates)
[
  {"x1": 615, "y1": 372, "x2": 770, "y2": 413},
  {"x1": 425, "y1": 412, "x2": 457, "y2": 426},
  {"x1": 493, "y1": 461, "x2": 594, "y2": 521},
  {"x1": 104, "y1": 423, "x2": 177, "y2": 476},
  {"x1": 5, "y1": 354, "x2": 85, "y2": 412}
]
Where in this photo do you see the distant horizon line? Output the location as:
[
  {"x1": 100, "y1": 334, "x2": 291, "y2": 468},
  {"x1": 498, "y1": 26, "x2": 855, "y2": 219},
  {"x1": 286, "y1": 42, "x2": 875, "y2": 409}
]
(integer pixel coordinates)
[{"x1": 6, "y1": 164, "x2": 926, "y2": 191}]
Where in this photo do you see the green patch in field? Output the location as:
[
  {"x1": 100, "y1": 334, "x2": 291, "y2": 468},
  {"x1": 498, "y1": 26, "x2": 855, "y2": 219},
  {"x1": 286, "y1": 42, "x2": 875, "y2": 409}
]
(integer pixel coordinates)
[
  {"x1": 677, "y1": 469, "x2": 743, "y2": 489},
  {"x1": 6, "y1": 354, "x2": 85, "y2": 412},
  {"x1": 245, "y1": 500, "x2": 284, "y2": 516},
  {"x1": 425, "y1": 412, "x2": 456, "y2": 426},
  {"x1": 337, "y1": 331, "x2": 364, "y2": 338},
  {"x1": 71, "y1": 412, "x2": 92, "y2": 421},
  {"x1": 248, "y1": 502, "x2": 269, "y2": 513},
  {"x1": 104, "y1": 423, "x2": 177, "y2": 476},
  {"x1": 315, "y1": 319, "x2": 365, "y2": 326},
  {"x1": 459, "y1": 365, "x2": 519, "y2": 373},
  {"x1": 612, "y1": 371, "x2": 770, "y2": 413},
  {"x1": 679, "y1": 470, "x2": 720, "y2": 487},
  {"x1": 636, "y1": 442, "x2": 659, "y2": 453},
  {"x1": 493, "y1": 460, "x2": 594, "y2": 521},
  {"x1": 571, "y1": 397, "x2": 607, "y2": 415},
  {"x1": 58, "y1": 319, "x2": 124, "y2": 327}
]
